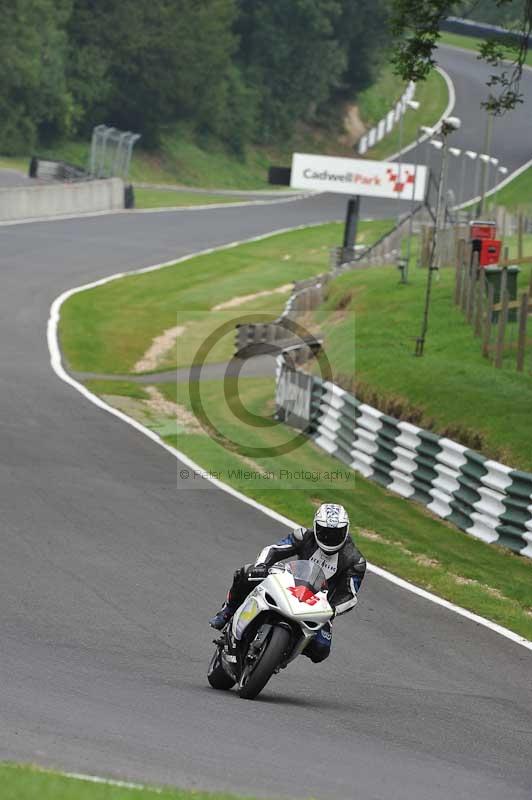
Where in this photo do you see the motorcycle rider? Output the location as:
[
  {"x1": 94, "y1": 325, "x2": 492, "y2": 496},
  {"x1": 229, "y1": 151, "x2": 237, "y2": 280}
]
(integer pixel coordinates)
[{"x1": 209, "y1": 503, "x2": 366, "y2": 663}]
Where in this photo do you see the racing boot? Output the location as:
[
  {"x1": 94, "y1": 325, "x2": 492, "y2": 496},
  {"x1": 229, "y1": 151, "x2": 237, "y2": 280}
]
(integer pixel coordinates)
[{"x1": 209, "y1": 601, "x2": 237, "y2": 630}]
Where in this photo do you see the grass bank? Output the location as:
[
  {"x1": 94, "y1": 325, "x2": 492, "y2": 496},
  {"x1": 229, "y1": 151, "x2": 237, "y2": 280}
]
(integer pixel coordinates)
[
  {"x1": 59, "y1": 222, "x2": 532, "y2": 638},
  {"x1": 488, "y1": 166, "x2": 532, "y2": 212},
  {"x1": 134, "y1": 188, "x2": 250, "y2": 209},
  {"x1": 0, "y1": 764, "x2": 259, "y2": 800}
]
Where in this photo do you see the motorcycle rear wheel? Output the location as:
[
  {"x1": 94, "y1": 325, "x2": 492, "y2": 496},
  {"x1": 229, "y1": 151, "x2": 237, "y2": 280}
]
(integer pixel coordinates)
[
  {"x1": 238, "y1": 625, "x2": 290, "y2": 700},
  {"x1": 207, "y1": 647, "x2": 236, "y2": 691}
]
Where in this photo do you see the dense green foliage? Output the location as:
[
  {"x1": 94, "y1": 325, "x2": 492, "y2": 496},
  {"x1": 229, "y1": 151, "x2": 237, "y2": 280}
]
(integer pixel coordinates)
[
  {"x1": 0, "y1": 0, "x2": 72, "y2": 153},
  {"x1": 0, "y1": 0, "x2": 391, "y2": 155}
]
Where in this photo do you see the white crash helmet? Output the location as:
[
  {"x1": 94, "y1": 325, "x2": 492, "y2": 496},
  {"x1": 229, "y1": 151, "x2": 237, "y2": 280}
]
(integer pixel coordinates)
[{"x1": 313, "y1": 503, "x2": 350, "y2": 553}]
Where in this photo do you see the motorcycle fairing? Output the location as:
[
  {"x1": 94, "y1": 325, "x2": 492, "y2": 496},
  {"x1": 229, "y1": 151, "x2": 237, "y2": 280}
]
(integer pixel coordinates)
[{"x1": 232, "y1": 569, "x2": 332, "y2": 642}]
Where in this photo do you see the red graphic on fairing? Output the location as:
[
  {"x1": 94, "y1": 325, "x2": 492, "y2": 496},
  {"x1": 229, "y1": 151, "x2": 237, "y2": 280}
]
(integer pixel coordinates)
[
  {"x1": 386, "y1": 167, "x2": 415, "y2": 194},
  {"x1": 288, "y1": 586, "x2": 319, "y2": 606}
]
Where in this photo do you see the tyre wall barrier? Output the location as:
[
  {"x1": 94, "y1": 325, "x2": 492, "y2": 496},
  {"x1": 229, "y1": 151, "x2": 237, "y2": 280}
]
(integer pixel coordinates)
[
  {"x1": 275, "y1": 358, "x2": 532, "y2": 558},
  {"x1": 0, "y1": 177, "x2": 125, "y2": 222}
]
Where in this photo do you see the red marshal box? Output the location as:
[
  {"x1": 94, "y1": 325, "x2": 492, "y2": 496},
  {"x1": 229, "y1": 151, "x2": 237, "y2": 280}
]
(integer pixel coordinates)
[
  {"x1": 479, "y1": 238, "x2": 502, "y2": 267},
  {"x1": 470, "y1": 220, "x2": 497, "y2": 241}
]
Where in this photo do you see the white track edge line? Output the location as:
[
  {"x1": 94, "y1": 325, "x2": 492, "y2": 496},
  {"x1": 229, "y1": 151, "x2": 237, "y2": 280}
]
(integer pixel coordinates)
[
  {"x1": 62, "y1": 771, "x2": 155, "y2": 791},
  {"x1": 47, "y1": 227, "x2": 532, "y2": 653},
  {"x1": 3, "y1": 764, "x2": 157, "y2": 792}
]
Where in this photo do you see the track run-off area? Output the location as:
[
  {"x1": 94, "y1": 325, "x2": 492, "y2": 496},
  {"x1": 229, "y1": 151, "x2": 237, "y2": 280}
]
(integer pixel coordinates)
[{"x1": 1, "y1": 46, "x2": 531, "y2": 800}]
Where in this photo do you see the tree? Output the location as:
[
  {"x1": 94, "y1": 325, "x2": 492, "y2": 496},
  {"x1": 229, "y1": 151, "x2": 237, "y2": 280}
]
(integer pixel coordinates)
[
  {"x1": 334, "y1": 0, "x2": 391, "y2": 96},
  {"x1": 67, "y1": 0, "x2": 237, "y2": 146},
  {"x1": 0, "y1": 0, "x2": 72, "y2": 153},
  {"x1": 390, "y1": 0, "x2": 532, "y2": 114},
  {"x1": 236, "y1": 0, "x2": 346, "y2": 141}
]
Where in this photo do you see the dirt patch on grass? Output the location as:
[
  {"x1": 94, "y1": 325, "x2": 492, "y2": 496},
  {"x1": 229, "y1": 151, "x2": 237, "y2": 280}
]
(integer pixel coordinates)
[
  {"x1": 414, "y1": 554, "x2": 441, "y2": 568},
  {"x1": 145, "y1": 386, "x2": 203, "y2": 434},
  {"x1": 133, "y1": 325, "x2": 186, "y2": 373},
  {"x1": 212, "y1": 284, "x2": 292, "y2": 311},
  {"x1": 356, "y1": 528, "x2": 387, "y2": 543},
  {"x1": 452, "y1": 574, "x2": 507, "y2": 600},
  {"x1": 100, "y1": 388, "x2": 205, "y2": 436}
]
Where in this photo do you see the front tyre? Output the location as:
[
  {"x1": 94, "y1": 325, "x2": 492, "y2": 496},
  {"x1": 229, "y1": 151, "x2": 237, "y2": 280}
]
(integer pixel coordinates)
[
  {"x1": 207, "y1": 647, "x2": 235, "y2": 691},
  {"x1": 238, "y1": 626, "x2": 290, "y2": 700}
]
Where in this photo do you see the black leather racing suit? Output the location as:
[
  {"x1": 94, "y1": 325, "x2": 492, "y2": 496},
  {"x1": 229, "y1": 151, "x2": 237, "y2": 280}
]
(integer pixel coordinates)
[{"x1": 226, "y1": 527, "x2": 366, "y2": 662}]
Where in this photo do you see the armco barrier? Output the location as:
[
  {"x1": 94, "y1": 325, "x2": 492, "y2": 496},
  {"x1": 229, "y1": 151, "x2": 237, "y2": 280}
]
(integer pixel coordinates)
[
  {"x1": 441, "y1": 17, "x2": 532, "y2": 46},
  {"x1": 235, "y1": 274, "x2": 329, "y2": 356},
  {"x1": 28, "y1": 156, "x2": 88, "y2": 182},
  {"x1": 275, "y1": 357, "x2": 532, "y2": 558},
  {"x1": 330, "y1": 204, "x2": 430, "y2": 271},
  {"x1": 0, "y1": 177, "x2": 125, "y2": 222}
]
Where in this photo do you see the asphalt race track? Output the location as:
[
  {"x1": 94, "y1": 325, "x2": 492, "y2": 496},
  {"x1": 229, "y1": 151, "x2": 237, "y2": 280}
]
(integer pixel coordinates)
[{"x1": 0, "y1": 47, "x2": 531, "y2": 800}]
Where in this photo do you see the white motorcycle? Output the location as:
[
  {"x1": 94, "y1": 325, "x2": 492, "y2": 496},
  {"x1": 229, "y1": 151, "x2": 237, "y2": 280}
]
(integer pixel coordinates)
[{"x1": 207, "y1": 560, "x2": 333, "y2": 700}]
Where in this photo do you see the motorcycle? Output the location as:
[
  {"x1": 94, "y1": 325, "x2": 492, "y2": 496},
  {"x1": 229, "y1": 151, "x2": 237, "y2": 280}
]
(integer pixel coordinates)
[{"x1": 207, "y1": 559, "x2": 333, "y2": 700}]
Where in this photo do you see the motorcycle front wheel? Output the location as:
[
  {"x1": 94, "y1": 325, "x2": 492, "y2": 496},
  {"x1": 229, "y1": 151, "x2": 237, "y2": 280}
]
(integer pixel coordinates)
[
  {"x1": 207, "y1": 647, "x2": 236, "y2": 691},
  {"x1": 238, "y1": 625, "x2": 290, "y2": 700}
]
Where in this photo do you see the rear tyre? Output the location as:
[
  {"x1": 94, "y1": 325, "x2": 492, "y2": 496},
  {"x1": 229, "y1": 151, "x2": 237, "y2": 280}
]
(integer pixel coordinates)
[
  {"x1": 238, "y1": 626, "x2": 290, "y2": 700},
  {"x1": 207, "y1": 648, "x2": 235, "y2": 691}
]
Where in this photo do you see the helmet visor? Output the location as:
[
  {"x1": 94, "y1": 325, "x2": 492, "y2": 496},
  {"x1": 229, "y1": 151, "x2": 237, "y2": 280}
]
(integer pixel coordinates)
[{"x1": 315, "y1": 522, "x2": 348, "y2": 548}]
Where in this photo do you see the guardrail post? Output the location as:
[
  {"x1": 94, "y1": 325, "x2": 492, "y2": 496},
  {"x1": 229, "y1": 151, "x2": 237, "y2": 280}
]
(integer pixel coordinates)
[
  {"x1": 516, "y1": 292, "x2": 529, "y2": 372},
  {"x1": 454, "y1": 238, "x2": 465, "y2": 305},
  {"x1": 482, "y1": 282, "x2": 495, "y2": 358},
  {"x1": 495, "y1": 284, "x2": 509, "y2": 368},
  {"x1": 474, "y1": 270, "x2": 484, "y2": 337}
]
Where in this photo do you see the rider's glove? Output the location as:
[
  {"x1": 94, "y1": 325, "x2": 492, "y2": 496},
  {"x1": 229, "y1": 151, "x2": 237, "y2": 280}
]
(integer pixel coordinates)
[{"x1": 249, "y1": 563, "x2": 269, "y2": 580}]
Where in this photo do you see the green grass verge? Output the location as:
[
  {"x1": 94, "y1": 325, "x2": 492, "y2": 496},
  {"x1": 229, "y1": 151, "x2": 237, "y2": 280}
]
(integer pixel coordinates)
[
  {"x1": 134, "y1": 188, "x2": 249, "y2": 209},
  {"x1": 58, "y1": 220, "x2": 532, "y2": 638},
  {"x1": 0, "y1": 763, "x2": 260, "y2": 800},
  {"x1": 360, "y1": 69, "x2": 449, "y2": 161},
  {"x1": 439, "y1": 31, "x2": 532, "y2": 67},
  {"x1": 59, "y1": 220, "x2": 391, "y2": 374},
  {"x1": 488, "y1": 166, "x2": 532, "y2": 213},
  {"x1": 0, "y1": 156, "x2": 28, "y2": 173}
]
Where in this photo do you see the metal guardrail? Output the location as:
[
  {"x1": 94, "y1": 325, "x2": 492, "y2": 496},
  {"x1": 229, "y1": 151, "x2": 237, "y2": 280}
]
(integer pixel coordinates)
[
  {"x1": 275, "y1": 358, "x2": 532, "y2": 558},
  {"x1": 235, "y1": 275, "x2": 329, "y2": 357},
  {"x1": 441, "y1": 16, "x2": 532, "y2": 46},
  {"x1": 330, "y1": 204, "x2": 431, "y2": 272}
]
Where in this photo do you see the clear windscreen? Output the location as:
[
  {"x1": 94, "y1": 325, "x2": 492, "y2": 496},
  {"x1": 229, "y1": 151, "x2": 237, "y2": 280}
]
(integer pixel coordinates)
[{"x1": 280, "y1": 560, "x2": 327, "y2": 593}]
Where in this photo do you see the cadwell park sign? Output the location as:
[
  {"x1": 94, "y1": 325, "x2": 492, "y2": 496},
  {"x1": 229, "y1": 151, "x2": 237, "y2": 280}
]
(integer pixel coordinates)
[{"x1": 290, "y1": 152, "x2": 427, "y2": 201}]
